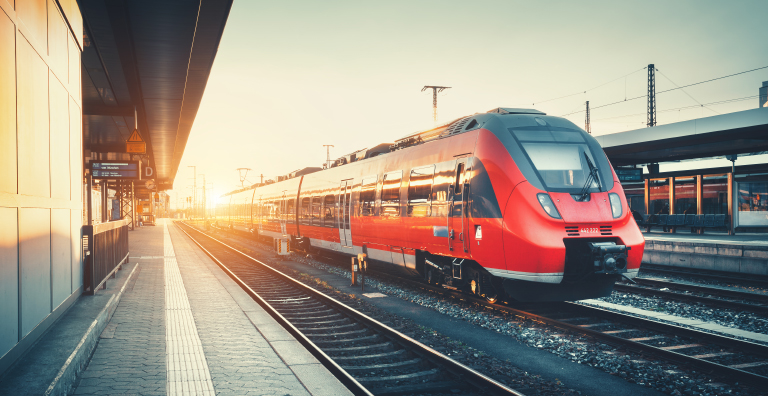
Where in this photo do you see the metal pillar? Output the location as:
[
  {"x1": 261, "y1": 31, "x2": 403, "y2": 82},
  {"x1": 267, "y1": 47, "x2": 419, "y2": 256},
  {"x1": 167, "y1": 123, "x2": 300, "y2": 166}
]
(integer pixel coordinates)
[
  {"x1": 647, "y1": 64, "x2": 656, "y2": 127},
  {"x1": 585, "y1": 101, "x2": 591, "y2": 134},
  {"x1": 696, "y1": 175, "x2": 703, "y2": 234},
  {"x1": 668, "y1": 177, "x2": 675, "y2": 233},
  {"x1": 86, "y1": 174, "x2": 93, "y2": 226},
  {"x1": 421, "y1": 86, "x2": 451, "y2": 124},
  {"x1": 644, "y1": 178, "x2": 650, "y2": 216},
  {"x1": 728, "y1": 172, "x2": 734, "y2": 235}
]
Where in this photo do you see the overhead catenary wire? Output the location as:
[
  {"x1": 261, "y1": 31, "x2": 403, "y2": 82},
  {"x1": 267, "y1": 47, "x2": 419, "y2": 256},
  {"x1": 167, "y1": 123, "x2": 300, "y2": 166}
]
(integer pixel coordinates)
[
  {"x1": 532, "y1": 67, "x2": 646, "y2": 105},
  {"x1": 590, "y1": 95, "x2": 758, "y2": 121},
  {"x1": 559, "y1": 64, "x2": 768, "y2": 116},
  {"x1": 657, "y1": 69, "x2": 719, "y2": 115}
]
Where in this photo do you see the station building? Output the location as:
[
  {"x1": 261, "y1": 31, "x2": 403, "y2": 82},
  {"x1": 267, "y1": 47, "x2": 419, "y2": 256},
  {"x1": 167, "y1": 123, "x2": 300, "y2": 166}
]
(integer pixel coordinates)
[
  {"x1": 0, "y1": 0, "x2": 232, "y2": 374},
  {"x1": 597, "y1": 92, "x2": 768, "y2": 233}
]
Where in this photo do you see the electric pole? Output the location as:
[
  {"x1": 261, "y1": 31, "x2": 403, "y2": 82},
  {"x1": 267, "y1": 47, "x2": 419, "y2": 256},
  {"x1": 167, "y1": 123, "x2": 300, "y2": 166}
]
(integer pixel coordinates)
[
  {"x1": 647, "y1": 64, "x2": 656, "y2": 127},
  {"x1": 323, "y1": 145, "x2": 334, "y2": 168},
  {"x1": 188, "y1": 165, "x2": 196, "y2": 218},
  {"x1": 237, "y1": 168, "x2": 251, "y2": 188},
  {"x1": 585, "y1": 101, "x2": 591, "y2": 134},
  {"x1": 422, "y1": 86, "x2": 451, "y2": 124}
]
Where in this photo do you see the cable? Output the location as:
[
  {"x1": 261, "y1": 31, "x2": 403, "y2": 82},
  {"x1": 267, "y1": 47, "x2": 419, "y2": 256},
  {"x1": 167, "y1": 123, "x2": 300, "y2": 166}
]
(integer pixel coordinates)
[
  {"x1": 657, "y1": 69, "x2": 719, "y2": 115},
  {"x1": 558, "y1": 65, "x2": 768, "y2": 117},
  {"x1": 532, "y1": 67, "x2": 646, "y2": 105},
  {"x1": 591, "y1": 95, "x2": 758, "y2": 121}
]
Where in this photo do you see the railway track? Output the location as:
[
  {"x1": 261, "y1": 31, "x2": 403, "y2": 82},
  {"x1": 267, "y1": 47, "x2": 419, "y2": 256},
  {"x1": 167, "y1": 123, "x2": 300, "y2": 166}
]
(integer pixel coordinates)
[
  {"x1": 640, "y1": 263, "x2": 768, "y2": 288},
  {"x1": 366, "y1": 272, "x2": 768, "y2": 388},
  {"x1": 613, "y1": 278, "x2": 768, "y2": 316},
  {"x1": 176, "y1": 222, "x2": 521, "y2": 396},
  {"x1": 191, "y1": 223, "x2": 768, "y2": 388}
]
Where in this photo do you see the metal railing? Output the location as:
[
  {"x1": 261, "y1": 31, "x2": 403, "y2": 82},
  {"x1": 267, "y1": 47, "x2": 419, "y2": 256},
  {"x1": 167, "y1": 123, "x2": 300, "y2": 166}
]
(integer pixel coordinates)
[{"x1": 83, "y1": 218, "x2": 130, "y2": 294}]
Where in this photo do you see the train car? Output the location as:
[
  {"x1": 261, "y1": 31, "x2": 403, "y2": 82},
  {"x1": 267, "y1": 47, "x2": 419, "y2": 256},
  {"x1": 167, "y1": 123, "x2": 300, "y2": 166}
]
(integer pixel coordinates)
[{"x1": 219, "y1": 108, "x2": 645, "y2": 302}]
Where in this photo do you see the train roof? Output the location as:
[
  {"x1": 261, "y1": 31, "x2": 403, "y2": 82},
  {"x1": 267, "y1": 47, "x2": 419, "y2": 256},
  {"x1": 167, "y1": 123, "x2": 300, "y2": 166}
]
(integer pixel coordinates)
[{"x1": 221, "y1": 107, "x2": 549, "y2": 198}]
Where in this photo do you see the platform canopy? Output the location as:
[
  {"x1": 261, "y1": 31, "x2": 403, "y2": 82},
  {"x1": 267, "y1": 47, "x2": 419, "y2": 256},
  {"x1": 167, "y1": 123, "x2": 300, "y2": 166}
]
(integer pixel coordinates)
[
  {"x1": 80, "y1": 0, "x2": 232, "y2": 190},
  {"x1": 596, "y1": 108, "x2": 768, "y2": 167}
]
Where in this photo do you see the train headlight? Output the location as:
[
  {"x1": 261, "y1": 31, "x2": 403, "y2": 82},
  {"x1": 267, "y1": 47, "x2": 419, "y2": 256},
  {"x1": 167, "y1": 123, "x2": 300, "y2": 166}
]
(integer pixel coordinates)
[
  {"x1": 609, "y1": 193, "x2": 623, "y2": 218},
  {"x1": 537, "y1": 193, "x2": 561, "y2": 219}
]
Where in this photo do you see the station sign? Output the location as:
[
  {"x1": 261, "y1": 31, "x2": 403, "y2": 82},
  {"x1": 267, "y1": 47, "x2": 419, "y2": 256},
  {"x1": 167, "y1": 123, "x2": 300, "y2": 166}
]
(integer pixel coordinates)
[
  {"x1": 614, "y1": 167, "x2": 643, "y2": 182},
  {"x1": 126, "y1": 129, "x2": 146, "y2": 154},
  {"x1": 91, "y1": 161, "x2": 141, "y2": 180}
]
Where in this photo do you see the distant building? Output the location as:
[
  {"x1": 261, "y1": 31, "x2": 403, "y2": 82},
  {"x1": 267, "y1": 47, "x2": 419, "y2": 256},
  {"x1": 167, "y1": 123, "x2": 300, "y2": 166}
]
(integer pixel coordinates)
[{"x1": 761, "y1": 81, "x2": 768, "y2": 108}]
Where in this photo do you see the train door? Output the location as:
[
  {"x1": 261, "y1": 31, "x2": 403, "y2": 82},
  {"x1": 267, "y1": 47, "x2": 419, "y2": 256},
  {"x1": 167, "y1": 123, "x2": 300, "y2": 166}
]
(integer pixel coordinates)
[
  {"x1": 448, "y1": 158, "x2": 470, "y2": 253},
  {"x1": 338, "y1": 180, "x2": 353, "y2": 248},
  {"x1": 257, "y1": 195, "x2": 263, "y2": 233},
  {"x1": 280, "y1": 192, "x2": 287, "y2": 235}
]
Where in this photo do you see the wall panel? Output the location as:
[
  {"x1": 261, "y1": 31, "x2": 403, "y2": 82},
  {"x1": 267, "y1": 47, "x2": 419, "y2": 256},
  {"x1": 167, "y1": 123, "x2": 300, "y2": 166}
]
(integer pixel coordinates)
[
  {"x1": 50, "y1": 71, "x2": 69, "y2": 200},
  {"x1": 0, "y1": 207, "x2": 19, "y2": 359},
  {"x1": 47, "y1": 0, "x2": 67, "y2": 82},
  {"x1": 19, "y1": 207, "x2": 51, "y2": 338},
  {"x1": 0, "y1": 11, "x2": 16, "y2": 194},
  {"x1": 68, "y1": 35, "x2": 79, "y2": 97},
  {"x1": 69, "y1": 97, "x2": 81, "y2": 201},
  {"x1": 17, "y1": 35, "x2": 49, "y2": 198},
  {"x1": 70, "y1": 209, "x2": 81, "y2": 292},
  {"x1": 51, "y1": 208, "x2": 70, "y2": 308},
  {"x1": 15, "y1": 0, "x2": 45, "y2": 50}
]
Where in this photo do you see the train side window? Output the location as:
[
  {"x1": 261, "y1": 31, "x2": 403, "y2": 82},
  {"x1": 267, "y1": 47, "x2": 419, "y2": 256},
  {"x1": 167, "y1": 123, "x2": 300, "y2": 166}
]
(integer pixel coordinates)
[
  {"x1": 311, "y1": 197, "x2": 321, "y2": 225},
  {"x1": 408, "y1": 165, "x2": 435, "y2": 217},
  {"x1": 323, "y1": 194, "x2": 336, "y2": 227},
  {"x1": 300, "y1": 197, "x2": 310, "y2": 225},
  {"x1": 359, "y1": 176, "x2": 377, "y2": 216},
  {"x1": 381, "y1": 171, "x2": 402, "y2": 217},
  {"x1": 431, "y1": 161, "x2": 455, "y2": 217}
]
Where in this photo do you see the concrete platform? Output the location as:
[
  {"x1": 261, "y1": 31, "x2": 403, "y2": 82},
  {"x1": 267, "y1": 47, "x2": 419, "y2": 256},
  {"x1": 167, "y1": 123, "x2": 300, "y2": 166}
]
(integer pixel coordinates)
[
  {"x1": 0, "y1": 219, "x2": 352, "y2": 396},
  {"x1": 641, "y1": 232, "x2": 768, "y2": 276}
]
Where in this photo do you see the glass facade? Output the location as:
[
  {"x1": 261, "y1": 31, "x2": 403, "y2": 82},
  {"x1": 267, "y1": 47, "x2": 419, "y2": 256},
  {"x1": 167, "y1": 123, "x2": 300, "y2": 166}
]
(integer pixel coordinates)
[
  {"x1": 702, "y1": 176, "x2": 728, "y2": 215},
  {"x1": 0, "y1": 0, "x2": 83, "y2": 362},
  {"x1": 673, "y1": 177, "x2": 697, "y2": 215},
  {"x1": 649, "y1": 179, "x2": 669, "y2": 215},
  {"x1": 738, "y1": 182, "x2": 768, "y2": 226}
]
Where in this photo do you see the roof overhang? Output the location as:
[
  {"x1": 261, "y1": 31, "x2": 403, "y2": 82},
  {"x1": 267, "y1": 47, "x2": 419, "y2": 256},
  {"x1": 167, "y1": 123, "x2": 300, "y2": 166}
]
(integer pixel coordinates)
[
  {"x1": 80, "y1": 0, "x2": 232, "y2": 191},
  {"x1": 596, "y1": 108, "x2": 768, "y2": 166}
]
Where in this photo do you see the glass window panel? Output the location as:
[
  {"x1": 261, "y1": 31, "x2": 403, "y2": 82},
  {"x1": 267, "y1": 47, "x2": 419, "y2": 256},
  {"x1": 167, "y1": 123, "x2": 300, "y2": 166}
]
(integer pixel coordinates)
[
  {"x1": 381, "y1": 171, "x2": 402, "y2": 217},
  {"x1": 408, "y1": 165, "x2": 434, "y2": 217},
  {"x1": 323, "y1": 194, "x2": 336, "y2": 227},
  {"x1": 359, "y1": 176, "x2": 377, "y2": 217}
]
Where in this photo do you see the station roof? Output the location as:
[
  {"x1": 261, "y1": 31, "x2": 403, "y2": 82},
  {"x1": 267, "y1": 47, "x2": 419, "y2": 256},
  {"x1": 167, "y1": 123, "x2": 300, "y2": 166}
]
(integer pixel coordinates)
[
  {"x1": 80, "y1": 0, "x2": 232, "y2": 190},
  {"x1": 595, "y1": 108, "x2": 768, "y2": 167}
]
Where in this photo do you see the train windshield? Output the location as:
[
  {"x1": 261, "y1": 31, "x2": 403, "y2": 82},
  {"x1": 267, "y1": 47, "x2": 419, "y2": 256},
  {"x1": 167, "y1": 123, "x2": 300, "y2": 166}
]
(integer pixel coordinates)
[{"x1": 513, "y1": 129, "x2": 605, "y2": 193}]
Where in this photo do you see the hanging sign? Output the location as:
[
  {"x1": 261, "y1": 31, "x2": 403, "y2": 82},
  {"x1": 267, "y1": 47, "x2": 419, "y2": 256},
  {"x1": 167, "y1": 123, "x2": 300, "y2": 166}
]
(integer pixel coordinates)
[
  {"x1": 91, "y1": 161, "x2": 141, "y2": 179},
  {"x1": 126, "y1": 129, "x2": 146, "y2": 154},
  {"x1": 614, "y1": 167, "x2": 643, "y2": 182}
]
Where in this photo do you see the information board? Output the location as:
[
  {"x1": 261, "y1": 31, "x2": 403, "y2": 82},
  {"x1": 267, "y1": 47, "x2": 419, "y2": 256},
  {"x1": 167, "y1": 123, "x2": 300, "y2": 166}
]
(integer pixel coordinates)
[
  {"x1": 614, "y1": 167, "x2": 643, "y2": 182},
  {"x1": 91, "y1": 161, "x2": 141, "y2": 180}
]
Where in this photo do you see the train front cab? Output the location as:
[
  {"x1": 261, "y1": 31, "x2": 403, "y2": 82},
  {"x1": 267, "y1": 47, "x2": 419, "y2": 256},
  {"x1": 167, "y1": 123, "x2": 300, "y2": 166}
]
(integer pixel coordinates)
[{"x1": 486, "y1": 113, "x2": 645, "y2": 302}]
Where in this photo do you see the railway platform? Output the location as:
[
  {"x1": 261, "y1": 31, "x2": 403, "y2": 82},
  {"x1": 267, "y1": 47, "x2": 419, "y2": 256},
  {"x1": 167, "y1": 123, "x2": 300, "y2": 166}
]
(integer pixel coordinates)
[
  {"x1": 0, "y1": 219, "x2": 351, "y2": 396},
  {"x1": 642, "y1": 231, "x2": 768, "y2": 276}
]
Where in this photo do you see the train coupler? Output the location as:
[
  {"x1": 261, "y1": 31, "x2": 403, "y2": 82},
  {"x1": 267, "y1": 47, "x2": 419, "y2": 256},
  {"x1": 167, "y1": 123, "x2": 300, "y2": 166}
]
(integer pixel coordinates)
[{"x1": 588, "y1": 242, "x2": 630, "y2": 275}]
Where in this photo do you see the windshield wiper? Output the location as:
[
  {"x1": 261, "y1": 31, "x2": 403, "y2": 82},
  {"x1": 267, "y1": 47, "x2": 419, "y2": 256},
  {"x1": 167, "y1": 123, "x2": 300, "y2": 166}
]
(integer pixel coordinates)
[{"x1": 578, "y1": 152, "x2": 601, "y2": 202}]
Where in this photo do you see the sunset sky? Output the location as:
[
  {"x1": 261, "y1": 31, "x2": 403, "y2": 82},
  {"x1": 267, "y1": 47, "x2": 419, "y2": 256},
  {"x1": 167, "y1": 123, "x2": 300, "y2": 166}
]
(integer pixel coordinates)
[{"x1": 171, "y1": 0, "x2": 768, "y2": 208}]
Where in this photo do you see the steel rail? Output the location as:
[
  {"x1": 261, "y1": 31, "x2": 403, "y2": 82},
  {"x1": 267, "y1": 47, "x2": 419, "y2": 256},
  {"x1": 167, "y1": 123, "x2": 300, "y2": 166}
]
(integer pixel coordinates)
[
  {"x1": 614, "y1": 280, "x2": 768, "y2": 316},
  {"x1": 200, "y1": 224, "x2": 768, "y2": 388},
  {"x1": 177, "y1": 222, "x2": 523, "y2": 396},
  {"x1": 364, "y1": 270, "x2": 768, "y2": 389},
  {"x1": 641, "y1": 264, "x2": 768, "y2": 287}
]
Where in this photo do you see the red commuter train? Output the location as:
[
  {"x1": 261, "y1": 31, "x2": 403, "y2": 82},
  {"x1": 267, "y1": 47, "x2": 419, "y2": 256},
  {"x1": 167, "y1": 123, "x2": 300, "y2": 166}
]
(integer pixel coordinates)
[{"x1": 217, "y1": 108, "x2": 645, "y2": 302}]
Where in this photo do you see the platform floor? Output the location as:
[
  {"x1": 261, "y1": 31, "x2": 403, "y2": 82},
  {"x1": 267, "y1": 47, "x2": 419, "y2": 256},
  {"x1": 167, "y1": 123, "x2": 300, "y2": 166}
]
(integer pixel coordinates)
[
  {"x1": 0, "y1": 219, "x2": 352, "y2": 396},
  {"x1": 643, "y1": 231, "x2": 768, "y2": 246}
]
